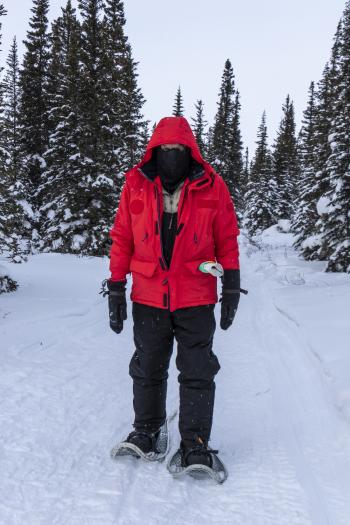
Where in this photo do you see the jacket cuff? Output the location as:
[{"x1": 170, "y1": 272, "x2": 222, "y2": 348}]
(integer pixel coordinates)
[
  {"x1": 221, "y1": 269, "x2": 240, "y2": 291},
  {"x1": 107, "y1": 280, "x2": 127, "y2": 292}
]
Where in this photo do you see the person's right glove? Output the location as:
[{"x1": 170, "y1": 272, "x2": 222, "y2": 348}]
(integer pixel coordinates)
[
  {"x1": 220, "y1": 269, "x2": 241, "y2": 330},
  {"x1": 101, "y1": 279, "x2": 127, "y2": 334}
]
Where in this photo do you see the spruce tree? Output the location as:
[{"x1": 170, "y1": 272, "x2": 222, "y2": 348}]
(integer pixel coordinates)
[
  {"x1": 117, "y1": 42, "x2": 147, "y2": 167},
  {"x1": 1, "y1": 37, "x2": 29, "y2": 261},
  {"x1": 0, "y1": 3, "x2": 7, "y2": 157},
  {"x1": 70, "y1": 0, "x2": 146, "y2": 255},
  {"x1": 210, "y1": 59, "x2": 243, "y2": 206},
  {"x1": 104, "y1": 0, "x2": 147, "y2": 169},
  {"x1": 322, "y1": 3, "x2": 350, "y2": 272},
  {"x1": 310, "y1": 23, "x2": 343, "y2": 262},
  {"x1": 191, "y1": 99, "x2": 207, "y2": 156},
  {"x1": 19, "y1": 0, "x2": 51, "y2": 220},
  {"x1": 100, "y1": 0, "x2": 128, "y2": 177},
  {"x1": 227, "y1": 91, "x2": 244, "y2": 210},
  {"x1": 0, "y1": 7, "x2": 27, "y2": 265},
  {"x1": 172, "y1": 86, "x2": 184, "y2": 116},
  {"x1": 0, "y1": 2, "x2": 10, "y2": 257},
  {"x1": 38, "y1": 1, "x2": 84, "y2": 252},
  {"x1": 244, "y1": 112, "x2": 277, "y2": 235},
  {"x1": 210, "y1": 59, "x2": 235, "y2": 173},
  {"x1": 271, "y1": 95, "x2": 300, "y2": 220},
  {"x1": 56, "y1": 0, "x2": 111, "y2": 255},
  {"x1": 3, "y1": 38, "x2": 22, "y2": 177},
  {"x1": 292, "y1": 82, "x2": 319, "y2": 256}
]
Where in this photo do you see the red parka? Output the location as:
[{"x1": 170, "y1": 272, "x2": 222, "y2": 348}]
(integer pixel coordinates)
[{"x1": 109, "y1": 116, "x2": 240, "y2": 312}]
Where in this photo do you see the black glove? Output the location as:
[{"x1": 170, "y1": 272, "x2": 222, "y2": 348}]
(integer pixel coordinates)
[
  {"x1": 220, "y1": 269, "x2": 241, "y2": 330},
  {"x1": 101, "y1": 279, "x2": 127, "y2": 334}
]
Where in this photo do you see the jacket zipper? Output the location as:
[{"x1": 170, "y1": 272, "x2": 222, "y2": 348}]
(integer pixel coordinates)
[
  {"x1": 178, "y1": 185, "x2": 189, "y2": 222},
  {"x1": 156, "y1": 186, "x2": 170, "y2": 308},
  {"x1": 155, "y1": 185, "x2": 169, "y2": 270}
]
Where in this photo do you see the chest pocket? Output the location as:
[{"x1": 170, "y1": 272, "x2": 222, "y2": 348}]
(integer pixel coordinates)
[
  {"x1": 191, "y1": 198, "x2": 219, "y2": 257},
  {"x1": 130, "y1": 195, "x2": 154, "y2": 257}
]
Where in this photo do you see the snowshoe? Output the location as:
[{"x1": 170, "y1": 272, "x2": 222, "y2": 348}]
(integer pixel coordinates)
[
  {"x1": 110, "y1": 418, "x2": 170, "y2": 462},
  {"x1": 167, "y1": 440, "x2": 228, "y2": 484}
]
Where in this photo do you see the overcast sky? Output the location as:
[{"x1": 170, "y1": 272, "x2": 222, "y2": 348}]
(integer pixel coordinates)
[{"x1": 1, "y1": 0, "x2": 346, "y2": 155}]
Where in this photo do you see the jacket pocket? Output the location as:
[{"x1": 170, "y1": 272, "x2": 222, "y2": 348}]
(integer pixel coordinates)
[{"x1": 130, "y1": 258, "x2": 158, "y2": 278}]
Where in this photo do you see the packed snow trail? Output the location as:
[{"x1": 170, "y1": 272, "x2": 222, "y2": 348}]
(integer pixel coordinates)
[{"x1": 1, "y1": 234, "x2": 350, "y2": 525}]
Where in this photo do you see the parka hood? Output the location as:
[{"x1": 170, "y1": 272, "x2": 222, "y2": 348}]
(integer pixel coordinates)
[{"x1": 136, "y1": 116, "x2": 206, "y2": 181}]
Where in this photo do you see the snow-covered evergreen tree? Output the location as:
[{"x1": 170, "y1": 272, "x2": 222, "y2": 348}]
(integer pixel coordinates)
[
  {"x1": 292, "y1": 82, "x2": 319, "y2": 255},
  {"x1": 209, "y1": 59, "x2": 243, "y2": 207},
  {"x1": 0, "y1": 5, "x2": 22, "y2": 285},
  {"x1": 244, "y1": 112, "x2": 277, "y2": 235},
  {"x1": 0, "y1": 2, "x2": 10, "y2": 259},
  {"x1": 3, "y1": 38, "x2": 22, "y2": 177},
  {"x1": 227, "y1": 91, "x2": 244, "y2": 211},
  {"x1": 191, "y1": 99, "x2": 207, "y2": 156},
  {"x1": 58, "y1": 0, "x2": 114, "y2": 255},
  {"x1": 271, "y1": 95, "x2": 300, "y2": 220},
  {"x1": 100, "y1": 0, "x2": 128, "y2": 176},
  {"x1": 322, "y1": 3, "x2": 350, "y2": 272},
  {"x1": 0, "y1": 3, "x2": 7, "y2": 167},
  {"x1": 172, "y1": 86, "x2": 184, "y2": 117},
  {"x1": 105, "y1": 0, "x2": 148, "y2": 168},
  {"x1": 1, "y1": 37, "x2": 30, "y2": 262},
  {"x1": 19, "y1": 0, "x2": 51, "y2": 224},
  {"x1": 210, "y1": 59, "x2": 235, "y2": 172},
  {"x1": 38, "y1": 1, "x2": 84, "y2": 253},
  {"x1": 310, "y1": 23, "x2": 344, "y2": 262},
  {"x1": 116, "y1": 41, "x2": 147, "y2": 167}
]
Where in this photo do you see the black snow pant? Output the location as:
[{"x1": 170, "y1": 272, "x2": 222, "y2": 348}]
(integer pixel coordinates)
[{"x1": 129, "y1": 301, "x2": 221, "y2": 447}]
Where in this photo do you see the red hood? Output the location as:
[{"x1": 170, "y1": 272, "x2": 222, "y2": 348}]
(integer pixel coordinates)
[{"x1": 136, "y1": 116, "x2": 205, "y2": 168}]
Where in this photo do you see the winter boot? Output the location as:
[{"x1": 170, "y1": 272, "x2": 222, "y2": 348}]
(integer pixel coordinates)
[
  {"x1": 125, "y1": 429, "x2": 161, "y2": 454},
  {"x1": 180, "y1": 437, "x2": 218, "y2": 468}
]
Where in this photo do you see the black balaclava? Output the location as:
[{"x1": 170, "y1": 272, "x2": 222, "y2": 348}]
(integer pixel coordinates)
[{"x1": 156, "y1": 145, "x2": 191, "y2": 193}]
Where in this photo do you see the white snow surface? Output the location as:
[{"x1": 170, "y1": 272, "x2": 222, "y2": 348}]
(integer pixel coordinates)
[{"x1": 1, "y1": 234, "x2": 350, "y2": 525}]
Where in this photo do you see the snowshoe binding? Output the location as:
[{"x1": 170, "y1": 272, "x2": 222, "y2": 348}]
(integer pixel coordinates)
[
  {"x1": 167, "y1": 438, "x2": 228, "y2": 484},
  {"x1": 110, "y1": 419, "x2": 170, "y2": 462}
]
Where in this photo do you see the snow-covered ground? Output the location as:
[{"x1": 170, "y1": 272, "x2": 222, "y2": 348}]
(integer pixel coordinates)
[{"x1": 1, "y1": 231, "x2": 350, "y2": 525}]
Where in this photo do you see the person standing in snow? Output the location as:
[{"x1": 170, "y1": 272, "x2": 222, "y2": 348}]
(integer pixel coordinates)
[{"x1": 106, "y1": 116, "x2": 241, "y2": 469}]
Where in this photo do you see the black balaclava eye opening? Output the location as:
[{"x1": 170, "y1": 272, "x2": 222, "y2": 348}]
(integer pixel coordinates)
[{"x1": 156, "y1": 146, "x2": 191, "y2": 194}]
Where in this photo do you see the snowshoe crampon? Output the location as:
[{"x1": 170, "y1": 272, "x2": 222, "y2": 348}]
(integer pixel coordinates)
[
  {"x1": 110, "y1": 419, "x2": 170, "y2": 462},
  {"x1": 167, "y1": 448, "x2": 228, "y2": 484}
]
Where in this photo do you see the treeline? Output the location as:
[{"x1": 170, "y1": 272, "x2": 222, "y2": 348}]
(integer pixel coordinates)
[
  {"x1": 243, "y1": 0, "x2": 350, "y2": 273},
  {"x1": 0, "y1": 0, "x2": 147, "y2": 264},
  {"x1": 0, "y1": 0, "x2": 349, "y2": 285}
]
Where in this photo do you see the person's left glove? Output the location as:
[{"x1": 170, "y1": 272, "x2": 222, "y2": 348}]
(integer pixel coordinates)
[
  {"x1": 101, "y1": 279, "x2": 127, "y2": 334},
  {"x1": 220, "y1": 269, "x2": 240, "y2": 330}
]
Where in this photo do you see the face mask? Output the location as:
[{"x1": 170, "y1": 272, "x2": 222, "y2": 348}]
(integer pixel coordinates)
[{"x1": 156, "y1": 147, "x2": 191, "y2": 193}]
